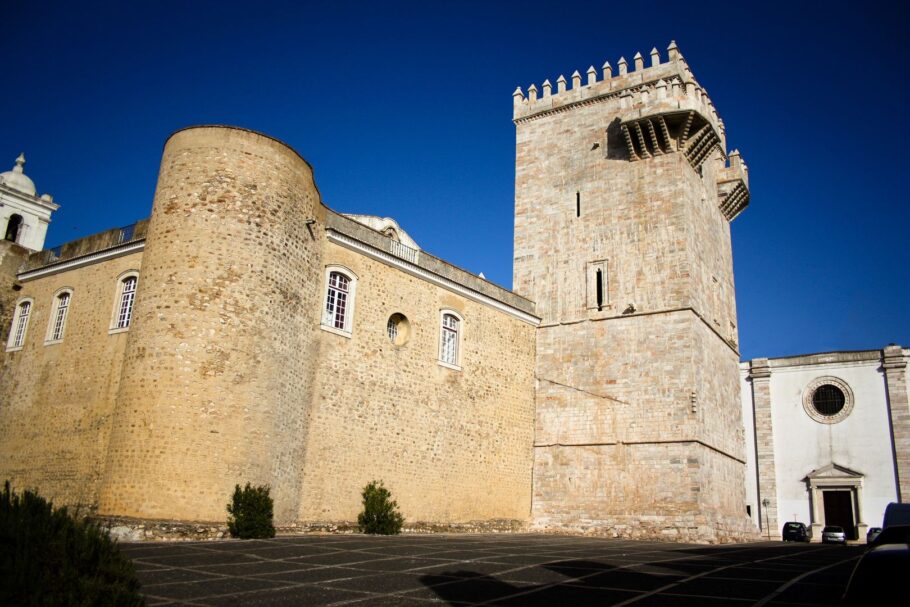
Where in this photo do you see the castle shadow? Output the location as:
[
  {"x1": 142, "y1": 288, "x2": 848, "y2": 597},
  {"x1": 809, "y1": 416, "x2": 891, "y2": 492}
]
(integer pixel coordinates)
[{"x1": 418, "y1": 558, "x2": 692, "y2": 606}]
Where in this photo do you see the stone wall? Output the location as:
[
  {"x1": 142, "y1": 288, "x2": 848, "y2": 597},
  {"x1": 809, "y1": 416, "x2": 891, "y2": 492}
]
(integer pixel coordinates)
[
  {"x1": 0, "y1": 241, "x2": 29, "y2": 342},
  {"x1": 298, "y1": 240, "x2": 536, "y2": 525},
  {"x1": 0, "y1": 250, "x2": 142, "y2": 512},
  {"x1": 0, "y1": 125, "x2": 539, "y2": 532}
]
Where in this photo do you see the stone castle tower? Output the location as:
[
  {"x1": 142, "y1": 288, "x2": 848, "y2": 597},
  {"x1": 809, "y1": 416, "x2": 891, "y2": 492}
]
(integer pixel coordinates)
[
  {"x1": 512, "y1": 42, "x2": 754, "y2": 541},
  {"x1": 98, "y1": 127, "x2": 327, "y2": 523}
]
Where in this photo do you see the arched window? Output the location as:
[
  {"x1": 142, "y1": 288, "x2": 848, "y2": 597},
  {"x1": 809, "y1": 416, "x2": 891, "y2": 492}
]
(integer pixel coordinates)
[
  {"x1": 438, "y1": 310, "x2": 463, "y2": 369},
  {"x1": 6, "y1": 299, "x2": 32, "y2": 350},
  {"x1": 46, "y1": 289, "x2": 72, "y2": 343},
  {"x1": 321, "y1": 267, "x2": 357, "y2": 335},
  {"x1": 4, "y1": 214, "x2": 23, "y2": 242},
  {"x1": 110, "y1": 272, "x2": 139, "y2": 332}
]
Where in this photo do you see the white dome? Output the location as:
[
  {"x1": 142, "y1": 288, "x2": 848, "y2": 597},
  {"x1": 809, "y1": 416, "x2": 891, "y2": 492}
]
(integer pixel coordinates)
[{"x1": 0, "y1": 153, "x2": 37, "y2": 196}]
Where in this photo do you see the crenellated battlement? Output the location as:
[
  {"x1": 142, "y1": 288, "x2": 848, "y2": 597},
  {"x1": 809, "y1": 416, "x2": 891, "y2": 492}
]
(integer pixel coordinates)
[{"x1": 512, "y1": 41, "x2": 724, "y2": 144}]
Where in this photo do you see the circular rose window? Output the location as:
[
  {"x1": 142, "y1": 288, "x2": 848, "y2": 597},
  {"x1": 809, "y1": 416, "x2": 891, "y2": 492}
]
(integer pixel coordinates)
[{"x1": 803, "y1": 377, "x2": 854, "y2": 424}]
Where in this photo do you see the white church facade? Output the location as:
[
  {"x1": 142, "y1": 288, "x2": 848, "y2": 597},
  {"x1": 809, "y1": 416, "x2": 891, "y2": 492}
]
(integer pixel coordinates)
[{"x1": 741, "y1": 346, "x2": 910, "y2": 540}]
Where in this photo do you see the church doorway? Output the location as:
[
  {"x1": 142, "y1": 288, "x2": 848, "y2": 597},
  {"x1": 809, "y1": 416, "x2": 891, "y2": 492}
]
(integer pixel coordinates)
[{"x1": 823, "y1": 490, "x2": 856, "y2": 540}]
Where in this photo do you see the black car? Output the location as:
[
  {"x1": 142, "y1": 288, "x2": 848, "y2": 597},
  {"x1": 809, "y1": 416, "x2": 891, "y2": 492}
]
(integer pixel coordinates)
[
  {"x1": 842, "y1": 525, "x2": 909, "y2": 605},
  {"x1": 782, "y1": 521, "x2": 810, "y2": 542},
  {"x1": 866, "y1": 527, "x2": 882, "y2": 543}
]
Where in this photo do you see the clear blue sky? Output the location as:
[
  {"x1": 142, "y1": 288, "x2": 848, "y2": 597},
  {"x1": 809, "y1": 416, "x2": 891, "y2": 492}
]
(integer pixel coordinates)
[{"x1": 3, "y1": 0, "x2": 907, "y2": 360}]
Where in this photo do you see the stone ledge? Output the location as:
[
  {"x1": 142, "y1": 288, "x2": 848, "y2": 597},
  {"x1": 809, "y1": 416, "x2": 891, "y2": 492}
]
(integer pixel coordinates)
[
  {"x1": 93, "y1": 516, "x2": 228, "y2": 542},
  {"x1": 530, "y1": 514, "x2": 760, "y2": 545},
  {"x1": 95, "y1": 516, "x2": 529, "y2": 542}
]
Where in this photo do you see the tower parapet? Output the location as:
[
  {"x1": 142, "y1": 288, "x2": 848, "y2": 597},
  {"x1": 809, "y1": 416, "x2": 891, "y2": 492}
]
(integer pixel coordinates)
[
  {"x1": 513, "y1": 41, "x2": 750, "y2": 222},
  {"x1": 514, "y1": 42, "x2": 722, "y2": 135}
]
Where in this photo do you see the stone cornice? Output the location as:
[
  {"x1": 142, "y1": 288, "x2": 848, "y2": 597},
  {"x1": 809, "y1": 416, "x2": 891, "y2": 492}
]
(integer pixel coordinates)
[
  {"x1": 883, "y1": 345, "x2": 907, "y2": 370},
  {"x1": 750, "y1": 358, "x2": 772, "y2": 380},
  {"x1": 17, "y1": 240, "x2": 145, "y2": 281},
  {"x1": 537, "y1": 305, "x2": 740, "y2": 357},
  {"x1": 0, "y1": 183, "x2": 59, "y2": 212},
  {"x1": 327, "y1": 230, "x2": 540, "y2": 326},
  {"x1": 534, "y1": 438, "x2": 745, "y2": 465}
]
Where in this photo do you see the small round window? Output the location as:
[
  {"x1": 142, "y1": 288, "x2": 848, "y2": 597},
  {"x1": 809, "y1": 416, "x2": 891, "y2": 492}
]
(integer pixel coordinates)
[
  {"x1": 386, "y1": 313, "x2": 410, "y2": 346},
  {"x1": 803, "y1": 377, "x2": 854, "y2": 424},
  {"x1": 812, "y1": 384, "x2": 845, "y2": 416}
]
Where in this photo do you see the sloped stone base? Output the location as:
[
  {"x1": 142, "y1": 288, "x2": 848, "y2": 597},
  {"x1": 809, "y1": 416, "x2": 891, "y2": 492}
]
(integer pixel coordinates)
[{"x1": 531, "y1": 512, "x2": 760, "y2": 544}]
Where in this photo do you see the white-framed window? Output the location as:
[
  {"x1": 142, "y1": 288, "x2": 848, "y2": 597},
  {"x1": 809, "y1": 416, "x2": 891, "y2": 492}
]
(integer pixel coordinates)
[
  {"x1": 109, "y1": 271, "x2": 139, "y2": 334},
  {"x1": 438, "y1": 309, "x2": 464, "y2": 370},
  {"x1": 6, "y1": 298, "x2": 33, "y2": 351},
  {"x1": 45, "y1": 289, "x2": 73, "y2": 344},
  {"x1": 320, "y1": 266, "x2": 358, "y2": 337}
]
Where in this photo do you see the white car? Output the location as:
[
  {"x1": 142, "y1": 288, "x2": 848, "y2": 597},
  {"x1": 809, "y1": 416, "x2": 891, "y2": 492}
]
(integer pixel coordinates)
[{"x1": 822, "y1": 525, "x2": 847, "y2": 544}]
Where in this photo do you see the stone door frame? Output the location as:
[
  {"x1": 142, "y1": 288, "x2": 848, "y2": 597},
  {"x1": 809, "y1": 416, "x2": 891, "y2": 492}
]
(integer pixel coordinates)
[{"x1": 805, "y1": 463, "x2": 867, "y2": 542}]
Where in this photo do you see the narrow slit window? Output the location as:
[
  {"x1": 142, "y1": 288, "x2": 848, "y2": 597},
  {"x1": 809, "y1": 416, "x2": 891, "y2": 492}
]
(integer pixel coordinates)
[
  {"x1": 576, "y1": 192, "x2": 581, "y2": 217},
  {"x1": 586, "y1": 260, "x2": 608, "y2": 311}
]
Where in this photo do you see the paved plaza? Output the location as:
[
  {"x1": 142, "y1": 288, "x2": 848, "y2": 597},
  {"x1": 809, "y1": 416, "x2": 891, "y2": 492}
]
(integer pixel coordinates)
[{"x1": 123, "y1": 534, "x2": 863, "y2": 606}]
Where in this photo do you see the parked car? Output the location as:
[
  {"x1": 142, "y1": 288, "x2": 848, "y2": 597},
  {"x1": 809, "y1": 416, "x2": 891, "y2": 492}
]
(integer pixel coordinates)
[
  {"x1": 883, "y1": 502, "x2": 910, "y2": 528},
  {"x1": 842, "y1": 525, "x2": 909, "y2": 605},
  {"x1": 866, "y1": 527, "x2": 882, "y2": 543},
  {"x1": 782, "y1": 521, "x2": 810, "y2": 542},
  {"x1": 821, "y1": 525, "x2": 846, "y2": 544}
]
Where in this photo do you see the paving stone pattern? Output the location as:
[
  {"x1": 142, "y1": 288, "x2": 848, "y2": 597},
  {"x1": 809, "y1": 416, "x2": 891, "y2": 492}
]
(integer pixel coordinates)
[{"x1": 124, "y1": 534, "x2": 862, "y2": 606}]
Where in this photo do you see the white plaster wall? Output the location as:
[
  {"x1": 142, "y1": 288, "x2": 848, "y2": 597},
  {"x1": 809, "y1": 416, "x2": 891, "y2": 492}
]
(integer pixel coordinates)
[
  {"x1": 768, "y1": 358, "x2": 897, "y2": 529},
  {"x1": 740, "y1": 364, "x2": 760, "y2": 527}
]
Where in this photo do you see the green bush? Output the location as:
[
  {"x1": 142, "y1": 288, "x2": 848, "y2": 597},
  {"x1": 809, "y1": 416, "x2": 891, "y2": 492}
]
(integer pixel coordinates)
[
  {"x1": 226, "y1": 483, "x2": 275, "y2": 539},
  {"x1": 0, "y1": 480, "x2": 144, "y2": 606},
  {"x1": 357, "y1": 480, "x2": 404, "y2": 535}
]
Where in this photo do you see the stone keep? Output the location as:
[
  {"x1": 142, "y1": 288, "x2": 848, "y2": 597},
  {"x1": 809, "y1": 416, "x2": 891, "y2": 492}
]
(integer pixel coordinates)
[{"x1": 512, "y1": 43, "x2": 753, "y2": 541}]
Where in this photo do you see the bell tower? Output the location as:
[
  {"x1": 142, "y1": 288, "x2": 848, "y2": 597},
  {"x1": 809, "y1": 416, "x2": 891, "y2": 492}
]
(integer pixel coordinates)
[
  {"x1": 0, "y1": 154, "x2": 58, "y2": 251},
  {"x1": 513, "y1": 42, "x2": 754, "y2": 541}
]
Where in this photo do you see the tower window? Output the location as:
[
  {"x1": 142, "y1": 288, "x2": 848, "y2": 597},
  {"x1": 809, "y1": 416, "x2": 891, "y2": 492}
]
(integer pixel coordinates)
[
  {"x1": 110, "y1": 272, "x2": 139, "y2": 333},
  {"x1": 116, "y1": 277, "x2": 137, "y2": 328},
  {"x1": 46, "y1": 290, "x2": 72, "y2": 343},
  {"x1": 438, "y1": 310, "x2": 463, "y2": 369},
  {"x1": 586, "y1": 260, "x2": 609, "y2": 311},
  {"x1": 6, "y1": 299, "x2": 32, "y2": 350},
  {"x1": 325, "y1": 272, "x2": 349, "y2": 330},
  {"x1": 4, "y1": 214, "x2": 23, "y2": 242},
  {"x1": 576, "y1": 192, "x2": 581, "y2": 217},
  {"x1": 320, "y1": 266, "x2": 358, "y2": 337}
]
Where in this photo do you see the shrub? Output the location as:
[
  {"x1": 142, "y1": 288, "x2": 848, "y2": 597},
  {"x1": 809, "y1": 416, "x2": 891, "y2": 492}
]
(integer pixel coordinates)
[
  {"x1": 357, "y1": 480, "x2": 404, "y2": 535},
  {"x1": 0, "y1": 480, "x2": 144, "y2": 606},
  {"x1": 226, "y1": 483, "x2": 275, "y2": 539}
]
